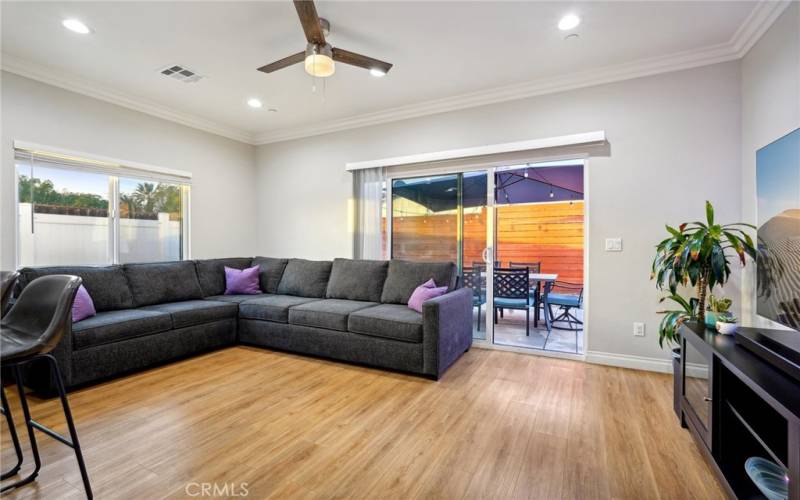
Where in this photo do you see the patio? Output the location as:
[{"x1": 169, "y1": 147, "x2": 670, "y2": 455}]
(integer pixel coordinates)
[{"x1": 485, "y1": 308, "x2": 584, "y2": 354}]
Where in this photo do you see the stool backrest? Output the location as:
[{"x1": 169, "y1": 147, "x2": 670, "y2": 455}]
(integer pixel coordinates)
[
  {"x1": 1, "y1": 274, "x2": 81, "y2": 355},
  {"x1": 1, "y1": 271, "x2": 19, "y2": 318}
]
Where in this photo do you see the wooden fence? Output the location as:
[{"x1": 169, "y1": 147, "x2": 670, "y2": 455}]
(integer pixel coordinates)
[{"x1": 390, "y1": 201, "x2": 584, "y2": 284}]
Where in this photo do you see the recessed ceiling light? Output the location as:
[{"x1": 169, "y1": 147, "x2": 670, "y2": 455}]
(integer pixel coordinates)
[
  {"x1": 369, "y1": 68, "x2": 386, "y2": 78},
  {"x1": 62, "y1": 18, "x2": 91, "y2": 34},
  {"x1": 247, "y1": 98, "x2": 263, "y2": 109},
  {"x1": 558, "y1": 14, "x2": 580, "y2": 31}
]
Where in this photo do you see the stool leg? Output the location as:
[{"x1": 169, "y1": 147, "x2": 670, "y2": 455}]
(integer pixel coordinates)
[
  {"x1": 0, "y1": 365, "x2": 42, "y2": 493},
  {"x1": 43, "y1": 355, "x2": 92, "y2": 500},
  {"x1": 0, "y1": 384, "x2": 24, "y2": 480}
]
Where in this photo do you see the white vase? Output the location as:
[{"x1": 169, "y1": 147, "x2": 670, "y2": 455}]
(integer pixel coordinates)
[{"x1": 716, "y1": 321, "x2": 739, "y2": 335}]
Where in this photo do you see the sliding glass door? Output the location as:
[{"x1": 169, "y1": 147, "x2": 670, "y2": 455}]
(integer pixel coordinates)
[
  {"x1": 387, "y1": 159, "x2": 586, "y2": 354},
  {"x1": 389, "y1": 171, "x2": 489, "y2": 339},
  {"x1": 491, "y1": 161, "x2": 585, "y2": 354}
]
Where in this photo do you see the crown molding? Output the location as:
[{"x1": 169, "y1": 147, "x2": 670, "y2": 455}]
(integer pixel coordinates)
[
  {"x1": 2, "y1": 1, "x2": 789, "y2": 147},
  {"x1": 1, "y1": 53, "x2": 256, "y2": 144},
  {"x1": 253, "y1": 1, "x2": 791, "y2": 145},
  {"x1": 730, "y1": 0, "x2": 791, "y2": 57}
]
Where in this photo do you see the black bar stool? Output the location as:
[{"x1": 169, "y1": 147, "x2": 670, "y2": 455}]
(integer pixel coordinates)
[
  {"x1": 1, "y1": 271, "x2": 23, "y2": 481},
  {"x1": 0, "y1": 274, "x2": 93, "y2": 499}
]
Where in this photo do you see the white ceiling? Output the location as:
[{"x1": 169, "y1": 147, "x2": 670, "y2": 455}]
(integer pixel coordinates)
[{"x1": 0, "y1": 1, "x2": 780, "y2": 144}]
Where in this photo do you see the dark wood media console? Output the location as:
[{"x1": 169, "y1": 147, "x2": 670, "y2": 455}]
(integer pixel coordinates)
[{"x1": 678, "y1": 322, "x2": 800, "y2": 499}]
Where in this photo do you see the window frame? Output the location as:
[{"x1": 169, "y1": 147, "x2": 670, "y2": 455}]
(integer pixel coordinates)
[{"x1": 13, "y1": 143, "x2": 192, "y2": 268}]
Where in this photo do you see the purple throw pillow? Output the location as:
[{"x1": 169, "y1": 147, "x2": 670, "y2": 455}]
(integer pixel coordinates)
[
  {"x1": 407, "y1": 279, "x2": 448, "y2": 313},
  {"x1": 72, "y1": 285, "x2": 96, "y2": 323},
  {"x1": 224, "y1": 266, "x2": 261, "y2": 295}
]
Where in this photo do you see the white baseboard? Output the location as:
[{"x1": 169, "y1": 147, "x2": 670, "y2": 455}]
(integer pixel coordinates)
[{"x1": 585, "y1": 350, "x2": 673, "y2": 373}]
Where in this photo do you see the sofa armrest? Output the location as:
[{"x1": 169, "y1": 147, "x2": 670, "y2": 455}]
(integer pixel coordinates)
[{"x1": 422, "y1": 287, "x2": 473, "y2": 379}]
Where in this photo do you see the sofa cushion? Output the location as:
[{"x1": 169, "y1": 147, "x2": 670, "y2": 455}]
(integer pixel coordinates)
[
  {"x1": 380, "y1": 260, "x2": 458, "y2": 304},
  {"x1": 204, "y1": 294, "x2": 264, "y2": 304},
  {"x1": 194, "y1": 258, "x2": 253, "y2": 297},
  {"x1": 325, "y1": 259, "x2": 389, "y2": 303},
  {"x1": 252, "y1": 257, "x2": 289, "y2": 294},
  {"x1": 239, "y1": 295, "x2": 321, "y2": 323},
  {"x1": 347, "y1": 304, "x2": 424, "y2": 343},
  {"x1": 276, "y1": 259, "x2": 332, "y2": 298},
  {"x1": 124, "y1": 261, "x2": 204, "y2": 307},
  {"x1": 18, "y1": 265, "x2": 133, "y2": 312},
  {"x1": 140, "y1": 300, "x2": 238, "y2": 329},
  {"x1": 72, "y1": 309, "x2": 172, "y2": 350},
  {"x1": 288, "y1": 299, "x2": 378, "y2": 332}
]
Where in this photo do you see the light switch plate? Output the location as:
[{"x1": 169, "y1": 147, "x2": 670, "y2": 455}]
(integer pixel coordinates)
[
  {"x1": 605, "y1": 238, "x2": 623, "y2": 252},
  {"x1": 633, "y1": 322, "x2": 645, "y2": 337}
]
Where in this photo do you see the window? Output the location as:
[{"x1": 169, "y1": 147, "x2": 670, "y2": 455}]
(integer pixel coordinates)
[
  {"x1": 119, "y1": 178, "x2": 184, "y2": 263},
  {"x1": 15, "y1": 148, "x2": 190, "y2": 267}
]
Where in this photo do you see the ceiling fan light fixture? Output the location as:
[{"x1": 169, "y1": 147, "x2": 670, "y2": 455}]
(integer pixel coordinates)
[
  {"x1": 305, "y1": 43, "x2": 335, "y2": 77},
  {"x1": 369, "y1": 68, "x2": 386, "y2": 78}
]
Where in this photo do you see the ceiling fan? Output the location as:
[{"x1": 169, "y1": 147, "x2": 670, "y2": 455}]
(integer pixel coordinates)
[{"x1": 257, "y1": 0, "x2": 393, "y2": 78}]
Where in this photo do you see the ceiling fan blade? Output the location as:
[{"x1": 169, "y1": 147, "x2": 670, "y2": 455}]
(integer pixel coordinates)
[
  {"x1": 332, "y1": 47, "x2": 392, "y2": 74},
  {"x1": 294, "y1": 0, "x2": 326, "y2": 46},
  {"x1": 257, "y1": 51, "x2": 305, "y2": 73}
]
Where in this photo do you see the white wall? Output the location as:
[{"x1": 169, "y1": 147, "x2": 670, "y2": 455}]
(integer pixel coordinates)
[
  {"x1": 740, "y1": 3, "x2": 800, "y2": 329},
  {"x1": 255, "y1": 62, "x2": 743, "y2": 365},
  {"x1": 0, "y1": 71, "x2": 257, "y2": 270}
]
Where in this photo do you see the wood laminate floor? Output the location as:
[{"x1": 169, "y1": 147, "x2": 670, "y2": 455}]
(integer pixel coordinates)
[{"x1": 1, "y1": 347, "x2": 724, "y2": 499}]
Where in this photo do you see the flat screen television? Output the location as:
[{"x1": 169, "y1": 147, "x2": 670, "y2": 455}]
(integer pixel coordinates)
[{"x1": 756, "y1": 127, "x2": 800, "y2": 331}]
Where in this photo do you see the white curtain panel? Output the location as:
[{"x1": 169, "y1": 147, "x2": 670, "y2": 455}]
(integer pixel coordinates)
[{"x1": 352, "y1": 167, "x2": 387, "y2": 260}]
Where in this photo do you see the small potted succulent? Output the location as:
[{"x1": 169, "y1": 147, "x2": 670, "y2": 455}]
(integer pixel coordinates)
[
  {"x1": 716, "y1": 314, "x2": 739, "y2": 335},
  {"x1": 706, "y1": 294, "x2": 732, "y2": 329}
]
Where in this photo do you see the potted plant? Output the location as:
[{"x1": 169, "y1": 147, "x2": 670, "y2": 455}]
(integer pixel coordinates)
[
  {"x1": 706, "y1": 294, "x2": 733, "y2": 329},
  {"x1": 656, "y1": 294, "x2": 698, "y2": 348},
  {"x1": 651, "y1": 200, "x2": 756, "y2": 337},
  {"x1": 716, "y1": 314, "x2": 739, "y2": 335}
]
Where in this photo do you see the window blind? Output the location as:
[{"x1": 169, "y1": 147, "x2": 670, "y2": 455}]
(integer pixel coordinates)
[{"x1": 13, "y1": 146, "x2": 192, "y2": 185}]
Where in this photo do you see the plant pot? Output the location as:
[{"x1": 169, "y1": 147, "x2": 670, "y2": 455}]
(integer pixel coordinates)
[
  {"x1": 716, "y1": 321, "x2": 739, "y2": 335},
  {"x1": 705, "y1": 312, "x2": 718, "y2": 329}
]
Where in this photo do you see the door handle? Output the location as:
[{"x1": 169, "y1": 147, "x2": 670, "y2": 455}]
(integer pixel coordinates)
[{"x1": 703, "y1": 397, "x2": 712, "y2": 402}]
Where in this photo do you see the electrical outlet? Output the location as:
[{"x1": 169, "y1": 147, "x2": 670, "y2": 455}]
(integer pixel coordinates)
[
  {"x1": 605, "y1": 238, "x2": 623, "y2": 252},
  {"x1": 633, "y1": 322, "x2": 646, "y2": 337}
]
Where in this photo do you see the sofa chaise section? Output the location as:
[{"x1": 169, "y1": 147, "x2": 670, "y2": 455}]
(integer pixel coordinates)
[{"x1": 238, "y1": 258, "x2": 472, "y2": 379}]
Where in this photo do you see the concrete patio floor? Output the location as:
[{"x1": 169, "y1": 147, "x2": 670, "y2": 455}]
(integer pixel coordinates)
[{"x1": 471, "y1": 307, "x2": 584, "y2": 354}]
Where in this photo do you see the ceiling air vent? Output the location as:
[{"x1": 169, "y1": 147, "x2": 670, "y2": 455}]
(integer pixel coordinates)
[{"x1": 159, "y1": 64, "x2": 203, "y2": 83}]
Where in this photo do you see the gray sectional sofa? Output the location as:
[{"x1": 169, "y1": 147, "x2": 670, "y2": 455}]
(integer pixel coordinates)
[{"x1": 16, "y1": 257, "x2": 472, "y2": 392}]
